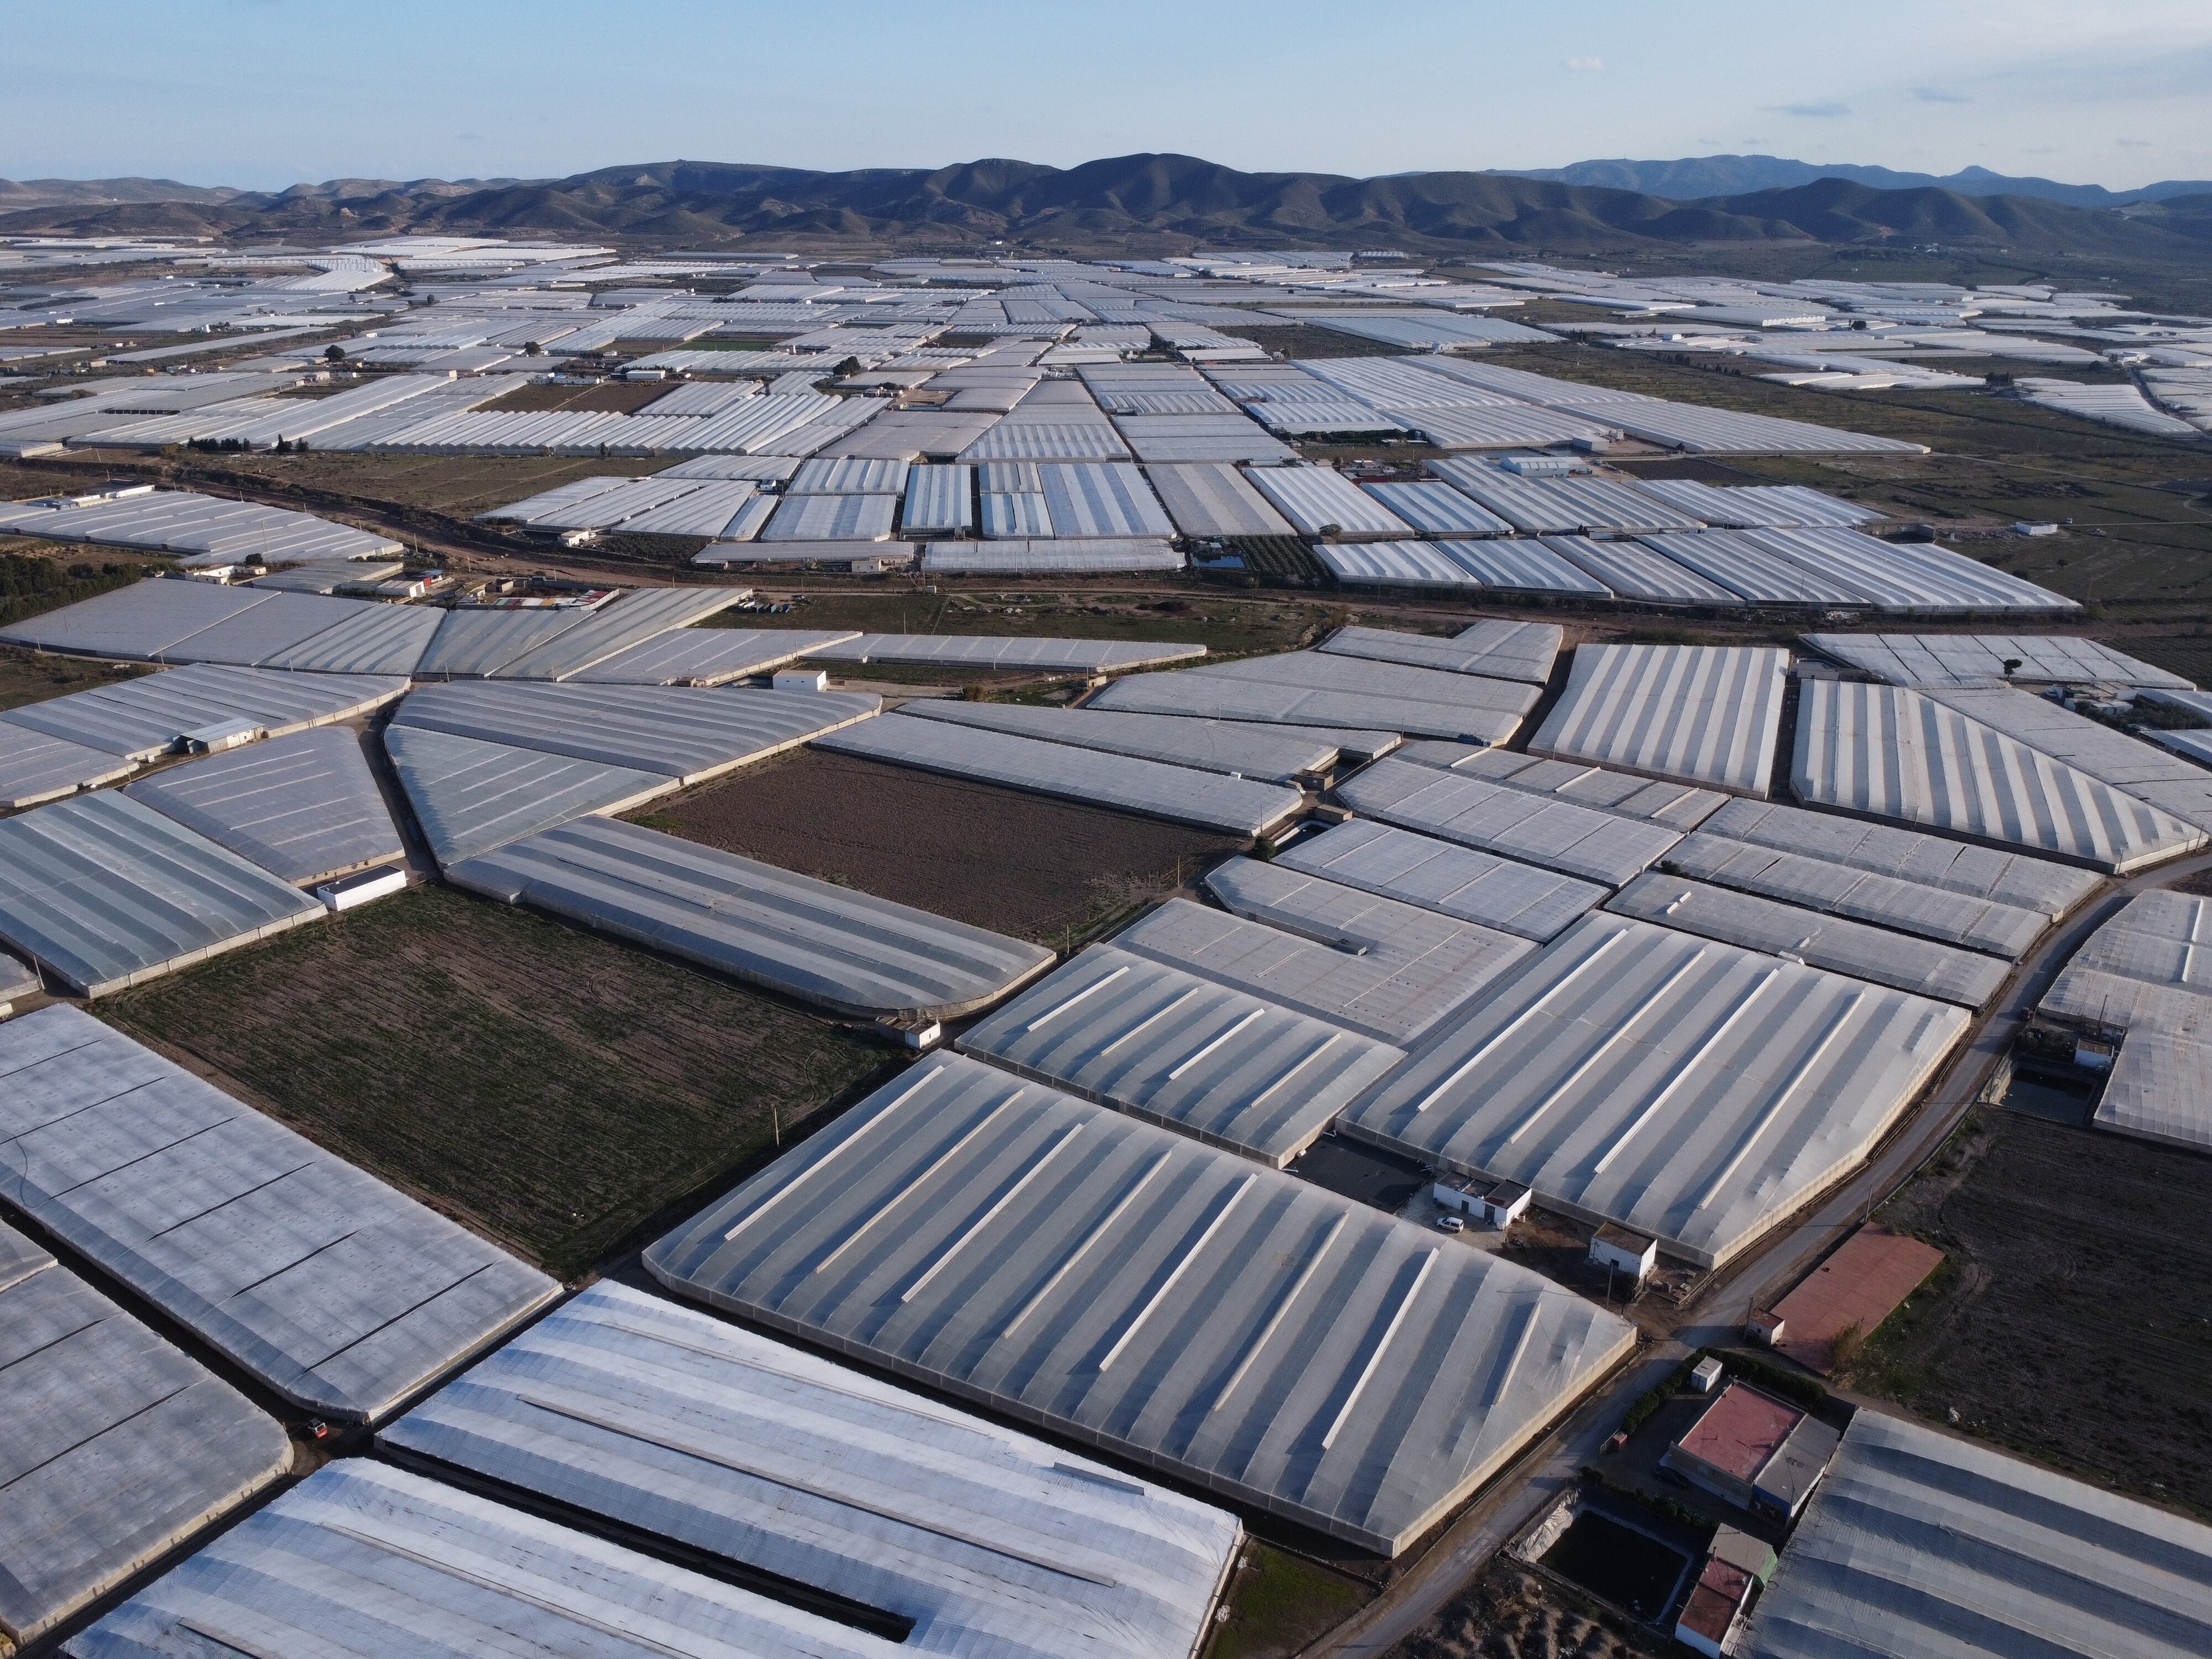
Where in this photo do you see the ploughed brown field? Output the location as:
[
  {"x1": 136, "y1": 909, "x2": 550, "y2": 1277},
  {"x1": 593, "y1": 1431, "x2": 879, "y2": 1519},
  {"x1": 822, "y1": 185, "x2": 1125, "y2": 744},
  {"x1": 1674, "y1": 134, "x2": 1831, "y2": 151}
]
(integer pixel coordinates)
[
  {"x1": 635, "y1": 746, "x2": 1240, "y2": 946},
  {"x1": 1853, "y1": 1110, "x2": 2212, "y2": 1521}
]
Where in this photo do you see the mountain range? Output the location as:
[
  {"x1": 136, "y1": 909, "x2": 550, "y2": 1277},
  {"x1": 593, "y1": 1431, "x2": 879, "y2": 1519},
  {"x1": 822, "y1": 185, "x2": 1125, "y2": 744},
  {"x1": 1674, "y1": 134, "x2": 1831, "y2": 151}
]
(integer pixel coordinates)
[
  {"x1": 2, "y1": 154, "x2": 2206, "y2": 257},
  {"x1": 1487, "y1": 155, "x2": 2211, "y2": 207}
]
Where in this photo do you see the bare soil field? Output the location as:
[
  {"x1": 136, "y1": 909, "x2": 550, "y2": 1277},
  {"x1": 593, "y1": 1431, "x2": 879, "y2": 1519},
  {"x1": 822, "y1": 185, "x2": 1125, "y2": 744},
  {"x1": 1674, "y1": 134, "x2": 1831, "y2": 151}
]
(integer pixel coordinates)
[
  {"x1": 1850, "y1": 1110, "x2": 2212, "y2": 1519},
  {"x1": 474, "y1": 379, "x2": 679, "y2": 414},
  {"x1": 107, "y1": 883, "x2": 886, "y2": 1278},
  {"x1": 714, "y1": 589, "x2": 1337, "y2": 661},
  {"x1": 1386, "y1": 1560, "x2": 1657, "y2": 1659},
  {"x1": 636, "y1": 747, "x2": 1238, "y2": 946}
]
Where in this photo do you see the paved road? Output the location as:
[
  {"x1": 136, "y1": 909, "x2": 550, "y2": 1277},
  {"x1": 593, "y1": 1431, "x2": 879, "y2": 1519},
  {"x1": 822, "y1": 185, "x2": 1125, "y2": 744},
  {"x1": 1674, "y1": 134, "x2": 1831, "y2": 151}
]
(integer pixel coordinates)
[{"x1": 1299, "y1": 847, "x2": 2212, "y2": 1658}]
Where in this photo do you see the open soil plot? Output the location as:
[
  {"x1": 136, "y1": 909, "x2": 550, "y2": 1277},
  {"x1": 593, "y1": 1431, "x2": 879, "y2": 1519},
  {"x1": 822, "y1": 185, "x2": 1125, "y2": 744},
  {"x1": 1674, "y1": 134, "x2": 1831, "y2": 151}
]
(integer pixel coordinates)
[
  {"x1": 638, "y1": 746, "x2": 1238, "y2": 945},
  {"x1": 106, "y1": 883, "x2": 883, "y2": 1279},
  {"x1": 1849, "y1": 1109, "x2": 2212, "y2": 1521},
  {"x1": 1387, "y1": 1558, "x2": 1660, "y2": 1659}
]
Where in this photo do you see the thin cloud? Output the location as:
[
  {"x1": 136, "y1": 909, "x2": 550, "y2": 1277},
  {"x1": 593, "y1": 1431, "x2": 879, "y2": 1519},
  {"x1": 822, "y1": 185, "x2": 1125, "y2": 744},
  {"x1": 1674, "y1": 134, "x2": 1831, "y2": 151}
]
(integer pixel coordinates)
[
  {"x1": 1773, "y1": 100, "x2": 1851, "y2": 118},
  {"x1": 1912, "y1": 86, "x2": 1972, "y2": 103},
  {"x1": 1563, "y1": 56, "x2": 1603, "y2": 72}
]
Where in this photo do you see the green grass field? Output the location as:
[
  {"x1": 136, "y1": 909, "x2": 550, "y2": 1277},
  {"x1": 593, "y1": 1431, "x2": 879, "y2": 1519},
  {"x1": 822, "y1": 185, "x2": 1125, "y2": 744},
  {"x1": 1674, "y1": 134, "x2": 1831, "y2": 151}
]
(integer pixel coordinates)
[{"x1": 108, "y1": 884, "x2": 888, "y2": 1278}]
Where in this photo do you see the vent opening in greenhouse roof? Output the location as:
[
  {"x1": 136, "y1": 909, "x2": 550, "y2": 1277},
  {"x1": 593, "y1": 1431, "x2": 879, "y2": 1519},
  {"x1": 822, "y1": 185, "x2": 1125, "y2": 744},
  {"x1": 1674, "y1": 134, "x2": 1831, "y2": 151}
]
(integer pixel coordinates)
[{"x1": 646, "y1": 1053, "x2": 1636, "y2": 1556}]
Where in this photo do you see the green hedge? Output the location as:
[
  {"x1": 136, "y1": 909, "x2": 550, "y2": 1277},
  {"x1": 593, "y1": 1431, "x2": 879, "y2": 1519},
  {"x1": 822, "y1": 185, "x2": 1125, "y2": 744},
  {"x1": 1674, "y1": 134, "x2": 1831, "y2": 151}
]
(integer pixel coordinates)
[{"x1": 0, "y1": 555, "x2": 139, "y2": 631}]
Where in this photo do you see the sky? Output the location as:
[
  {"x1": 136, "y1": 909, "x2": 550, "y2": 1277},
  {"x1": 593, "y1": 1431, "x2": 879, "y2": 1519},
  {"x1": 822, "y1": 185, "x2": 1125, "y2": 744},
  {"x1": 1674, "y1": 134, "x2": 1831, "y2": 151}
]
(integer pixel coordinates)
[{"x1": 8, "y1": 0, "x2": 2210, "y2": 192}]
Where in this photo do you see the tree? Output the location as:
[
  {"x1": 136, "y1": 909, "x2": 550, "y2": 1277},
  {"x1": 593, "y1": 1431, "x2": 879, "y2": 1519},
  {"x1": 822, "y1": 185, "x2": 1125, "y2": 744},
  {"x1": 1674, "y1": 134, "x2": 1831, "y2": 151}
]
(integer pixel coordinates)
[
  {"x1": 523, "y1": 340, "x2": 542, "y2": 357},
  {"x1": 835, "y1": 355, "x2": 862, "y2": 379},
  {"x1": 323, "y1": 345, "x2": 345, "y2": 363}
]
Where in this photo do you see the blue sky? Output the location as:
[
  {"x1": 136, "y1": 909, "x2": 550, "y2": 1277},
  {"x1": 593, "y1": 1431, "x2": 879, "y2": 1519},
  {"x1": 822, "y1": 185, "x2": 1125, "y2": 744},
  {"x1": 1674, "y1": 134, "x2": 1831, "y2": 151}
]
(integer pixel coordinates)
[{"x1": 8, "y1": 1, "x2": 2209, "y2": 190}]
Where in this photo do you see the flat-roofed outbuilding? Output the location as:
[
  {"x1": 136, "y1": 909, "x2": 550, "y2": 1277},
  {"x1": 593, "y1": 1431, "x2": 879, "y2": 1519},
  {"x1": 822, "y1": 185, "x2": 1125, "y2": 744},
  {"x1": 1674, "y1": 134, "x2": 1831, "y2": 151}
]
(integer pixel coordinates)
[
  {"x1": 69, "y1": 1460, "x2": 911, "y2": 1659},
  {"x1": 0, "y1": 1005, "x2": 560, "y2": 1421},
  {"x1": 380, "y1": 1281, "x2": 1244, "y2": 1659},
  {"x1": 1277, "y1": 820, "x2": 1604, "y2": 943},
  {"x1": 448, "y1": 816, "x2": 1053, "y2": 1019},
  {"x1": 1342, "y1": 913, "x2": 1967, "y2": 1269},
  {"x1": 0, "y1": 1219, "x2": 290, "y2": 1655},
  {"x1": 647, "y1": 1054, "x2": 1636, "y2": 1556},
  {"x1": 958, "y1": 944, "x2": 1403, "y2": 1165},
  {"x1": 1533, "y1": 645, "x2": 1790, "y2": 797},
  {"x1": 1746, "y1": 1408, "x2": 2212, "y2": 1659}
]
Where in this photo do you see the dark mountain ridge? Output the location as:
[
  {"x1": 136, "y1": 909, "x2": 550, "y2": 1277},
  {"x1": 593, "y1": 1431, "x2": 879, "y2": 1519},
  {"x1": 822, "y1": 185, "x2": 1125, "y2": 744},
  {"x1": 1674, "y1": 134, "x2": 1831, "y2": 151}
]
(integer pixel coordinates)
[
  {"x1": 1488, "y1": 154, "x2": 2212, "y2": 207},
  {"x1": 2, "y1": 154, "x2": 2204, "y2": 257}
]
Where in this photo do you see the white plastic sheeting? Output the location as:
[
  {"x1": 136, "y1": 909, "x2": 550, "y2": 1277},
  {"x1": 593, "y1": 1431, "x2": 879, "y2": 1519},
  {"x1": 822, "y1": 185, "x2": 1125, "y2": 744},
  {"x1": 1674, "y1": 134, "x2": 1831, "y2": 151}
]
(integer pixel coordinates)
[
  {"x1": 0, "y1": 1221, "x2": 289, "y2": 1653},
  {"x1": 1533, "y1": 644, "x2": 1790, "y2": 796},
  {"x1": 1801, "y1": 632, "x2": 2191, "y2": 690},
  {"x1": 1338, "y1": 757, "x2": 1683, "y2": 888},
  {"x1": 902, "y1": 699, "x2": 1343, "y2": 782},
  {"x1": 384, "y1": 724, "x2": 675, "y2": 865},
  {"x1": 959, "y1": 945, "x2": 1403, "y2": 1165},
  {"x1": 1277, "y1": 819, "x2": 1604, "y2": 943},
  {"x1": 124, "y1": 726, "x2": 400, "y2": 886},
  {"x1": 1321, "y1": 620, "x2": 1562, "y2": 685},
  {"x1": 71, "y1": 1460, "x2": 907, "y2": 1659},
  {"x1": 646, "y1": 1053, "x2": 1635, "y2": 1555},
  {"x1": 815, "y1": 712, "x2": 1303, "y2": 837},
  {"x1": 1792, "y1": 680, "x2": 2204, "y2": 872},
  {"x1": 0, "y1": 1005, "x2": 559, "y2": 1421},
  {"x1": 1608, "y1": 872, "x2": 2008, "y2": 1007},
  {"x1": 380, "y1": 1281, "x2": 1242, "y2": 1659},
  {"x1": 1345, "y1": 912, "x2": 1968, "y2": 1268},
  {"x1": 1243, "y1": 467, "x2": 1414, "y2": 539},
  {"x1": 449, "y1": 816, "x2": 1054, "y2": 1019},
  {"x1": 1747, "y1": 1408, "x2": 2212, "y2": 1659}
]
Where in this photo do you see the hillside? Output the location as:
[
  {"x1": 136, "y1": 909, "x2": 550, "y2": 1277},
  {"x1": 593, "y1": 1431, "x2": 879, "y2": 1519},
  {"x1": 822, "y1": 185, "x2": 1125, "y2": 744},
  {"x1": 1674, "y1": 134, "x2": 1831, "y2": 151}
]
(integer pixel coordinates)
[
  {"x1": 2, "y1": 153, "x2": 2204, "y2": 257},
  {"x1": 1493, "y1": 154, "x2": 2212, "y2": 207}
]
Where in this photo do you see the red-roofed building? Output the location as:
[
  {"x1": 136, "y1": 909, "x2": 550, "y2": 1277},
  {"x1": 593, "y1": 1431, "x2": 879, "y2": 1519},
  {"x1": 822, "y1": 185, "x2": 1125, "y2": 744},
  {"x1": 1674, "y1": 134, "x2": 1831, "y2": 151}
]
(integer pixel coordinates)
[{"x1": 1663, "y1": 1381, "x2": 1840, "y2": 1520}]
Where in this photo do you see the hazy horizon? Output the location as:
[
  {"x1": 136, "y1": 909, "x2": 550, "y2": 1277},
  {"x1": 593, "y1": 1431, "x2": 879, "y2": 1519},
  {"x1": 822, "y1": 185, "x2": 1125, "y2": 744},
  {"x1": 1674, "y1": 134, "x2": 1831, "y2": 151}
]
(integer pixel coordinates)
[{"x1": 7, "y1": 0, "x2": 2207, "y2": 195}]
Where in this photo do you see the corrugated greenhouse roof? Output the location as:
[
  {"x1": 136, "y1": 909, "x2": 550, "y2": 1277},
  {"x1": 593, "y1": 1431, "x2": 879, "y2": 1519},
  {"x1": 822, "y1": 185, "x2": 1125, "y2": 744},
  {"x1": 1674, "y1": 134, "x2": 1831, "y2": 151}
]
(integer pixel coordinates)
[
  {"x1": 645, "y1": 1053, "x2": 1635, "y2": 1556},
  {"x1": 1532, "y1": 644, "x2": 1790, "y2": 797}
]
